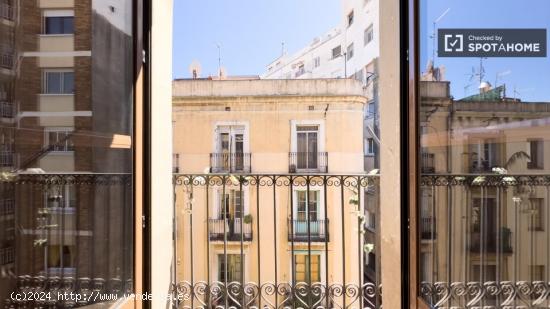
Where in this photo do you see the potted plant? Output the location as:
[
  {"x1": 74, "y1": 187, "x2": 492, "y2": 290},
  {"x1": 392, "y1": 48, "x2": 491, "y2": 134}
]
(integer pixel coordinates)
[{"x1": 243, "y1": 214, "x2": 253, "y2": 224}]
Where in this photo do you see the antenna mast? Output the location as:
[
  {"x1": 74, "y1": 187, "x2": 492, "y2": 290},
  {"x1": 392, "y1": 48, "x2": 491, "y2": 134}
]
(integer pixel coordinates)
[{"x1": 432, "y1": 8, "x2": 450, "y2": 66}]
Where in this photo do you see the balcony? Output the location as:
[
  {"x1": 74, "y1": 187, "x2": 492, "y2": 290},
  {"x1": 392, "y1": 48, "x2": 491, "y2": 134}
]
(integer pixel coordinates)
[
  {"x1": 208, "y1": 218, "x2": 252, "y2": 241},
  {"x1": 469, "y1": 229, "x2": 513, "y2": 254},
  {"x1": 420, "y1": 152, "x2": 435, "y2": 173},
  {"x1": 470, "y1": 158, "x2": 499, "y2": 173},
  {"x1": 0, "y1": 246, "x2": 14, "y2": 266},
  {"x1": 0, "y1": 50, "x2": 13, "y2": 70},
  {"x1": 289, "y1": 152, "x2": 328, "y2": 173},
  {"x1": 0, "y1": 198, "x2": 14, "y2": 218},
  {"x1": 210, "y1": 152, "x2": 251, "y2": 173},
  {"x1": 0, "y1": 2, "x2": 14, "y2": 21},
  {"x1": 287, "y1": 219, "x2": 329, "y2": 242},
  {"x1": 420, "y1": 216, "x2": 436, "y2": 240},
  {"x1": 0, "y1": 150, "x2": 13, "y2": 167},
  {"x1": 0, "y1": 101, "x2": 14, "y2": 118}
]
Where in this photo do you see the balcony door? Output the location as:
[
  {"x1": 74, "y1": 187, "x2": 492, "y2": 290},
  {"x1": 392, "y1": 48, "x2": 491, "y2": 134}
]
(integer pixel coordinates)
[
  {"x1": 296, "y1": 126, "x2": 319, "y2": 170},
  {"x1": 293, "y1": 190, "x2": 321, "y2": 236},
  {"x1": 216, "y1": 125, "x2": 246, "y2": 172}
]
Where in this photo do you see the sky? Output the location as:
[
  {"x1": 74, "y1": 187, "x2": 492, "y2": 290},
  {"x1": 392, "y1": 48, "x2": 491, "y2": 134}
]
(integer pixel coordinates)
[
  {"x1": 420, "y1": 0, "x2": 550, "y2": 102},
  {"x1": 172, "y1": 0, "x2": 341, "y2": 79}
]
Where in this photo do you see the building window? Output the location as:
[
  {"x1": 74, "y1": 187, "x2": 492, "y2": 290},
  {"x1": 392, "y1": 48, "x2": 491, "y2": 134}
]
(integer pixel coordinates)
[
  {"x1": 296, "y1": 63, "x2": 305, "y2": 77},
  {"x1": 366, "y1": 209, "x2": 376, "y2": 230},
  {"x1": 218, "y1": 254, "x2": 242, "y2": 282},
  {"x1": 347, "y1": 11, "x2": 354, "y2": 27},
  {"x1": 46, "y1": 185, "x2": 76, "y2": 209},
  {"x1": 347, "y1": 43, "x2": 354, "y2": 60},
  {"x1": 364, "y1": 24, "x2": 374, "y2": 45},
  {"x1": 294, "y1": 254, "x2": 321, "y2": 283},
  {"x1": 47, "y1": 245, "x2": 75, "y2": 270},
  {"x1": 367, "y1": 138, "x2": 375, "y2": 155},
  {"x1": 296, "y1": 125, "x2": 319, "y2": 170},
  {"x1": 331, "y1": 45, "x2": 342, "y2": 59},
  {"x1": 43, "y1": 11, "x2": 74, "y2": 35},
  {"x1": 295, "y1": 190, "x2": 319, "y2": 221},
  {"x1": 45, "y1": 129, "x2": 74, "y2": 152},
  {"x1": 218, "y1": 189, "x2": 244, "y2": 219},
  {"x1": 213, "y1": 125, "x2": 248, "y2": 172},
  {"x1": 527, "y1": 139, "x2": 544, "y2": 169},
  {"x1": 44, "y1": 71, "x2": 74, "y2": 94},
  {"x1": 173, "y1": 153, "x2": 179, "y2": 173},
  {"x1": 367, "y1": 102, "x2": 375, "y2": 118},
  {"x1": 528, "y1": 198, "x2": 544, "y2": 231},
  {"x1": 313, "y1": 56, "x2": 321, "y2": 68},
  {"x1": 530, "y1": 265, "x2": 545, "y2": 281}
]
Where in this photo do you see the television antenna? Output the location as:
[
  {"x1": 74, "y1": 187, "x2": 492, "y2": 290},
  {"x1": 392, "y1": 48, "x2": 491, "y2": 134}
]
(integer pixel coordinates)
[
  {"x1": 430, "y1": 8, "x2": 450, "y2": 66},
  {"x1": 216, "y1": 43, "x2": 222, "y2": 79}
]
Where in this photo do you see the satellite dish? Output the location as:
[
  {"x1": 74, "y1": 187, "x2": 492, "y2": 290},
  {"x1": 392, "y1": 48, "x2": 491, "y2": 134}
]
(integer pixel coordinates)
[
  {"x1": 478, "y1": 81, "x2": 492, "y2": 89},
  {"x1": 189, "y1": 60, "x2": 202, "y2": 79}
]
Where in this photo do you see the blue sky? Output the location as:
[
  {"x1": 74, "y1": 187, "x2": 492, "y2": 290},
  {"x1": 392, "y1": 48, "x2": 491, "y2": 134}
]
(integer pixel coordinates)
[
  {"x1": 420, "y1": 0, "x2": 550, "y2": 102},
  {"x1": 172, "y1": 0, "x2": 341, "y2": 79}
]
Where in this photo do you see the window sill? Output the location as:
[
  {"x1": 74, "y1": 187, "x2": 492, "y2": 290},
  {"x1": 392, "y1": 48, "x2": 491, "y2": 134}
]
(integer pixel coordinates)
[
  {"x1": 45, "y1": 207, "x2": 76, "y2": 214},
  {"x1": 45, "y1": 151, "x2": 75, "y2": 156},
  {"x1": 39, "y1": 93, "x2": 75, "y2": 96},
  {"x1": 39, "y1": 34, "x2": 74, "y2": 38}
]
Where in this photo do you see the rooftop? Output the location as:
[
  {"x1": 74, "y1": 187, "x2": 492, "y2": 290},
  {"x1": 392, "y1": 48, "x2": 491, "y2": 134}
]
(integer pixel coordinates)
[{"x1": 172, "y1": 78, "x2": 367, "y2": 98}]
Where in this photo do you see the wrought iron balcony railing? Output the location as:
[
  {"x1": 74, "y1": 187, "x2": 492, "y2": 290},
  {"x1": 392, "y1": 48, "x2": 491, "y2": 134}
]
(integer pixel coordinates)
[
  {"x1": 0, "y1": 50, "x2": 14, "y2": 69},
  {"x1": 420, "y1": 216, "x2": 436, "y2": 240},
  {"x1": 420, "y1": 152, "x2": 435, "y2": 173},
  {"x1": 0, "y1": 198, "x2": 14, "y2": 217},
  {"x1": 210, "y1": 152, "x2": 251, "y2": 173},
  {"x1": 0, "y1": 2, "x2": 14, "y2": 21},
  {"x1": 0, "y1": 150, "x2": 14, "y2": 167},
  {"x1": 419, "y1": 174, "x2": 550, "y2": 308},
  {"x1": 174, "y1": 174, "x2": 381, "y2": 309},
  {"x1": 1, "y1": 173, "x2": 134, "y2": 308},
  {"x1": 288, "y1": 219, "x2": 329, "y2": 242},
  {"x1": 208, "y1": 218, "x2": 252, "y2": 241},
  {"x1": 0, "y1": 101, "x2": 14, "y2": 118},
  {"x1": 469, "y1": 230, "x2": 513, "y2": 253},
  {"x1": 289, "y1": 152, "x2": 328, "y2": 173},
  {"x1": 0, "y1": 246, "x2": 14, "y2": 265}
]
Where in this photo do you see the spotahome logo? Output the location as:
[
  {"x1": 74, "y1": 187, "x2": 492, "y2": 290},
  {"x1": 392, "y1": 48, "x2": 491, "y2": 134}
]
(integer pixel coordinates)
[{"x1": 439, "y1": 29, "x2": 547, "y2": 57}]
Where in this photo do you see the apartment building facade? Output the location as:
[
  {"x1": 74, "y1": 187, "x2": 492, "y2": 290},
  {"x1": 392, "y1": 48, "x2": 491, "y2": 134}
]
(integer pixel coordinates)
[
  {"x1": 0, "y1": 0, "x2": 16, "y2": 304},
  {"x1": 172, "y1": 79, "x2": 369, "y2": 307},
  {"x1": 262, "y1": 0, "x2": 381, "y2": 173},
  {"x1": 1, "y1": 0, "x2": 135, "y2": 306},
  {"x1": 418, "y1": 80, "x2": 550, "y2": 305}
]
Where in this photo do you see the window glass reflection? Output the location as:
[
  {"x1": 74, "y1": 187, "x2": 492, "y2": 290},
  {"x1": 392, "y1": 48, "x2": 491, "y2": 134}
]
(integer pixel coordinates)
[{"x1": 419, "y1": 0, "x2": 550, "y2": 307}]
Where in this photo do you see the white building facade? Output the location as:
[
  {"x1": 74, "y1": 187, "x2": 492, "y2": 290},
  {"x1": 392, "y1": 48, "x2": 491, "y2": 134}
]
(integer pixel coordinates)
[{"x1": 262, "y1": 0, "x2": 380, "y2": 171}]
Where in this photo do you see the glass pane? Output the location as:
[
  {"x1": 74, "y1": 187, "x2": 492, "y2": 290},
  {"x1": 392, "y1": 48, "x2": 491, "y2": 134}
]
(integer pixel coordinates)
[
  {"x1": 63, "y1": 17, "x2": 74, "y2": 34},
  {"x1": 173, "y1": 1, "x2": 381, "y2": 308},
  {"x1": 0, "y1": 1, "x2": 136, "y2": 306},
  {"x1": 63, "y1": 72, "x2": 74, "y2": 93},
  {"x1": 45, "y1": 72, "x2": 61, "y2": 93},
  {"x1": 45, "y1": 17, "x2": 62, "y2": 34},
  {"x1": 418, "y1": 0, "x2": 550, "y2": 306}
]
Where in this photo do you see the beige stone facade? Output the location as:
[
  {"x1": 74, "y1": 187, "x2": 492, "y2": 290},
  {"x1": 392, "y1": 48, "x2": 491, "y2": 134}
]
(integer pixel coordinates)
[
  {"x1": 173, "y1": 79, "x2": 367, "y2": 306},
  {"x1": 419, "y1": 80, "x2": 550, "y2": 287}
]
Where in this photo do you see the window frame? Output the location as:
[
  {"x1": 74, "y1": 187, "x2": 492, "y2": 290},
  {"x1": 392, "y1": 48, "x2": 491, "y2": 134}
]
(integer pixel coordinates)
[
  {"x1": 365, "y1": 24, "x2": 374, "y2": 46},
  {"x1": 42, "y1": 10, "x2": 75, "y2": 35},
  {"x1": 43, "y1": 69, "x2": 75, "y2": 95},
  {"x1": 44, "y1": 127, "x2": 75, "y2": 153},
  {"x1": 347, "y1": 42, "x2": 354, "y2": 60}
]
